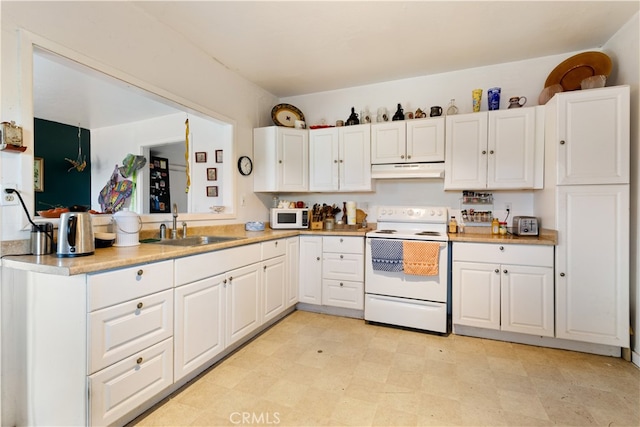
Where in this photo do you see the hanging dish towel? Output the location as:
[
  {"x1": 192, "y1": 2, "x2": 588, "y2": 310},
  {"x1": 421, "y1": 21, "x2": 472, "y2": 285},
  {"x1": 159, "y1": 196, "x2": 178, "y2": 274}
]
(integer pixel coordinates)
[
  {"x1": 402, "y1": 241, "x2": 440, "y2": 276},
  {"x1": 371, "y1": 239, "x2": 403, "y2": 272}
]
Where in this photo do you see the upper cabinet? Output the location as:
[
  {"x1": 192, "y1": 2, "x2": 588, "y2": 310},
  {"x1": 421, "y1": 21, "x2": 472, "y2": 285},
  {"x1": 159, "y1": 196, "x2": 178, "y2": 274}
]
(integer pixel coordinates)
[
  {"x1": 253, "y1": 126, "x2": 309, "y2": 192},
  {"x1": 444, "y1": 107, "x2": 543, "y2": 190},
  {"x1": 545, "y1": 86, "x2": 630, "y2": 185},
  {"x1": 309, "y1": 124, "x2": 371, "y2": 192},
  {"x1": 371, "y1": 117, "x2": 445, "y2": 164}
]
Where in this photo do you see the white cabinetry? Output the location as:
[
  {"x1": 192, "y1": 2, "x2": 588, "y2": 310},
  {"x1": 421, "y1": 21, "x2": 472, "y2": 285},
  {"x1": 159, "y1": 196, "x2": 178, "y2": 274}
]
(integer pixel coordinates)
[
  {"x1": 309, "y1": 124, "x2": 371, "y2": 191},
  {"x1": 444, "y1": 107, "x2": 543, "y2": 190},
  {"x1": 226, "y1": 263, "x2": 262, "y2": 346},
  {"x1": 298, "y1": 235, "x2": 323, "y2": 305},
  {"x1": 535, "y1": 86, "x2": 630, "y2": 349},
  {"x1": 261, "y1": 239, "x2": 287, "y2": 323},
  {"x1": 453, "y1": 243, "x2": 554, "y2": 337},
  {"x1": 253, "y1": 126, "x2": 308, "y2": 192},
  {"x1": 286, "y1": 236, "x2": 300, "y2": 306},
  {"x1": 371, "y1": 117, "x2": 444, "y2": 164},
  {"x1": 322, "y1": 236, "x2": 364, "y2": 310}
]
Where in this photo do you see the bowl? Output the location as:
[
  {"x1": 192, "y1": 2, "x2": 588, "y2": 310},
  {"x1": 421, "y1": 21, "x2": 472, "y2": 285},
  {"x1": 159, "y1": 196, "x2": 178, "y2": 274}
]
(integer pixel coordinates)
[
  {"x1": 210, "y1": 206, "x2": 225, "y2": 214},
  {"x1": 245, "y1": 221, "x2": 265, "y2": 231},
  {"x1": 37, "y1": 208, "x2": 70, "y2": 218},
  {"x1": 94, "y1": 232, "x2": 116, "y2": 248},
  {"x1": 581, "y1": 75, "x2": 606, "y2": 90}
]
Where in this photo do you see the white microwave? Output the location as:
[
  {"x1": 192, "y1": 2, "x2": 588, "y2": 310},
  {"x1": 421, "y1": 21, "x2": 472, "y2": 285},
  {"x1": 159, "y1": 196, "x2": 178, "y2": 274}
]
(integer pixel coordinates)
[{"x1": 270, "y1": 208, "x2": 310, "y2": 229}]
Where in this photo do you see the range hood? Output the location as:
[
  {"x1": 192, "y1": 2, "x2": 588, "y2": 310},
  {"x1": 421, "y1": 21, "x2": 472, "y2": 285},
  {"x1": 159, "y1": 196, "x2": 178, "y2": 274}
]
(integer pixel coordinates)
[{"x1": 371, "y1": 163, "x2": 445, "y2": 179}]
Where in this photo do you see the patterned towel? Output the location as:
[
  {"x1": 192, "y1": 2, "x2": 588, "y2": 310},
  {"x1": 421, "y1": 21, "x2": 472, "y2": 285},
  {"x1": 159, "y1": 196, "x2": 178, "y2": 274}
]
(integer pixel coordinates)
[
  {"x1": 371, "y1": 239, "x2": 403, "y2": 272},
  {"x1": 402, "y1": 241, "x2": 440, "y2": 276}
]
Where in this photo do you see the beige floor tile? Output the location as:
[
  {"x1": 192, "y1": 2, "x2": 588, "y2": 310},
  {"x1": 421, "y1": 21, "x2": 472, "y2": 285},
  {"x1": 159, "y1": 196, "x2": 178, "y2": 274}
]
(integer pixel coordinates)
[{"x1": 131, "y1": 311, "x2": 640, "y2": 427}]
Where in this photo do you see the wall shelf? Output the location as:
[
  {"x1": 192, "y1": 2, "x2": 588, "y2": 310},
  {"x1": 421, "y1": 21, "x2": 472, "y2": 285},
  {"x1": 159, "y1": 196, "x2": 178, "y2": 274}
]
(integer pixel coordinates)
[{"x1": 0, "y1": 143, "x2": 27, "y2": 152}]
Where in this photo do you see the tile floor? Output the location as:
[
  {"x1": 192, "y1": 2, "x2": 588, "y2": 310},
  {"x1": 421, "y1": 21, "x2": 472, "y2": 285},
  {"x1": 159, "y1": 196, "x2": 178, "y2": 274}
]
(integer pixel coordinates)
[{"x1": 132, "y1": 310, "x2": 639, "y2": 426}]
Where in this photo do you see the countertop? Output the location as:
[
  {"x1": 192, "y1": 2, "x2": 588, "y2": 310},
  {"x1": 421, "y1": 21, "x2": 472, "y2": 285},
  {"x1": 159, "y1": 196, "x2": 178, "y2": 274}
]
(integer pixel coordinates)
[{"x1": 1, "y1": 224, "x2": 556, "y2": 276}]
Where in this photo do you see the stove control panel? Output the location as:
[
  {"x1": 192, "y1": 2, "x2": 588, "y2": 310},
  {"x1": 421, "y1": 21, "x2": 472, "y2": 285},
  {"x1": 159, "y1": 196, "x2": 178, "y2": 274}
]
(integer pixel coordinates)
[{"x1": 376, "y1": 206, "x2": 448, "y2": 223}]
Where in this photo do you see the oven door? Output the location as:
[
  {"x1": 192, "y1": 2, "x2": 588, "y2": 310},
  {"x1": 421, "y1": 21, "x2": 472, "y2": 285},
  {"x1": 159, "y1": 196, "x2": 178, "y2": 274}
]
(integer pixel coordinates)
[{"x1": 364, "y1": 237, "x2": 448, "y2": 303}]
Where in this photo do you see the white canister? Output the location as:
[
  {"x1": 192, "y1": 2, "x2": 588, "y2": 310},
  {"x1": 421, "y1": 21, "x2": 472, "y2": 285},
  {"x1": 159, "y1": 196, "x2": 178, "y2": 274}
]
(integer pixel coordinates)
[
  {"x1": 346, "y1": 201, "x2": 356, "y2": 225},
  {"x1": 113, "y1": 209, "x2": 142, "y2": 247}
]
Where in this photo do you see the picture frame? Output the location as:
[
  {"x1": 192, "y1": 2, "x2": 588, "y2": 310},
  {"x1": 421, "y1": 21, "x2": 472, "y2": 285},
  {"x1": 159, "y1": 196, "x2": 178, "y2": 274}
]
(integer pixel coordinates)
[
  {"x1": 206, "y1": 186, "x2": 218, "y2": 197},
  {"x1": 34, "y1": 157, "x2": 44, "y2": 192},
  {"x1": 195, "y1": 152, "x2": 207, "y2": 163},
  {"x1": 206, "y1": 167, "x2": 217, "y2": 181},
  {"x1": 215, "y1": 149, "x2": 223, "y2": 163}
]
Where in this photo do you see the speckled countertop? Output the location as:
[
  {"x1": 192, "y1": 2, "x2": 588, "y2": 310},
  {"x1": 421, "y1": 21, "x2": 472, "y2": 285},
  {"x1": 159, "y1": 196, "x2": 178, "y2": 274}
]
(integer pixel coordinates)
[
  {"x1": 1, "y1": 224, "x2": 373, "y2": 276},
  {"x1": 2, "y1": 223, "x2": 556, "y2": 276}
]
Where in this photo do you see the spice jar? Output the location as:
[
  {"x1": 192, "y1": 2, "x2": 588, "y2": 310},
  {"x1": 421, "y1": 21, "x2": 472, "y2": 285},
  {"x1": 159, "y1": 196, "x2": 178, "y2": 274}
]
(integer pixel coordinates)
[
  {"x1": 491, "y1": 218, "x2": 500, "y2": 235},
  {"x1": 499, "y1": 222, "x2": 507, "y2": 235}
]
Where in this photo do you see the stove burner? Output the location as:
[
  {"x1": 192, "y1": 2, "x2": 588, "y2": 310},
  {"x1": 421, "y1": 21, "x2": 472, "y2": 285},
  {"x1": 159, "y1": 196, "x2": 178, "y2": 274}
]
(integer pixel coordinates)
[
  {"x1": 375, "y1": 230, "x2": 397, "y2": 234},
  {"x1": 415, "y1": 231, "x2": 441, "y2": 236}
]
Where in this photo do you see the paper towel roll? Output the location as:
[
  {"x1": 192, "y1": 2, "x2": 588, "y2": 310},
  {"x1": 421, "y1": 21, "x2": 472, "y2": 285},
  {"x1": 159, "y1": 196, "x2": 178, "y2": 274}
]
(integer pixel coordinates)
[{"x1": 346, "y1": 201, "x2": 356, "y2": 225}]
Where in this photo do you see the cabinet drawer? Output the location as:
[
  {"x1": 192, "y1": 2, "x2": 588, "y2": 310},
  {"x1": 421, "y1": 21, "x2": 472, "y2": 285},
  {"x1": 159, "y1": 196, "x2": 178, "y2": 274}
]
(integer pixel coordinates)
[
  {"x1": 322, "y1": 279, "x2": 363, "y2": 309},
  {"x1": 322, "y1": 236, "x2": 363, "y2": 254},
  {"x1": 323, "y1": 253, "x2": 364, "y2": 281},
  {"x1": 89, "y1": 289, "x2": 173, "y2": 374},
  {"x1": 453, "y1": 242, "x2": 553, "y2": 267},
  {"x1": 89, "y1": 338, "x2": 173, "y2": 427},
  {"x1": 88, "y1": 260, "x2": 173, "y2": 311},
  {"x1": 175, "y1": 244, "x2": 261, "y2": 285},
  {"x1": 261, "y1": 238, "x2": 287, "y2": 259}
]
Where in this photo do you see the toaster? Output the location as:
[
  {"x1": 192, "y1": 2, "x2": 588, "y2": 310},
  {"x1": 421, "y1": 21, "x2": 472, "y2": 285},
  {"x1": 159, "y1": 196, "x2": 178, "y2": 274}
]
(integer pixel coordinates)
[{"x1": 512, "y1": 216, "x2": 539, "y2": 236}]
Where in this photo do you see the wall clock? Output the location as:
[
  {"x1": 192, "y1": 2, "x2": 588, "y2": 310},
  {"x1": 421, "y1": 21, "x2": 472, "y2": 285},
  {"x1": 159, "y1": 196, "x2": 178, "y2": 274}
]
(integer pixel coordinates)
[{"x1": 237, "y1": 156, "x2": 253, "y2": 176}]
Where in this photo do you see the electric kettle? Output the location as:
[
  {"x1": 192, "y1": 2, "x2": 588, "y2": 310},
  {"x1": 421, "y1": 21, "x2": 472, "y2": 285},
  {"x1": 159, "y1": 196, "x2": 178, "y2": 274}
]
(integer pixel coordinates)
[{"x1": 56, "y1": 212, "x2": 95, "y2": 257}]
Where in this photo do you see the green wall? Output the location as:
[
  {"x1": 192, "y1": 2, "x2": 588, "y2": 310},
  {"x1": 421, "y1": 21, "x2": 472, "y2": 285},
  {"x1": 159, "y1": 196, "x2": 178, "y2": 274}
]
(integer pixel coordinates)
[{"x1": 34, "y1": 118, "x2": 91, "y2": 214}]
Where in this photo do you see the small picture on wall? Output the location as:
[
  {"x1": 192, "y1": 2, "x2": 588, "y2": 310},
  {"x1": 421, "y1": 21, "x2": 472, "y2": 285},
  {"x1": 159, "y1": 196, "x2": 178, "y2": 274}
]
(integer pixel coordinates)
[
  {"x1": 195, "y1": 152, "x2": 207, "y2": 163},
  {"x1": 34, "y1": 157, "x2": 44, "y2": 192},
  {"x1": 206, "y1": 186, "x2": 218, "y2": 197},
  {"x1": 215, "y1": 150, "x2": 223, "y2": 163},
  {"x1": 207, "y1": 168, "x2": 217, "y2": 181}
]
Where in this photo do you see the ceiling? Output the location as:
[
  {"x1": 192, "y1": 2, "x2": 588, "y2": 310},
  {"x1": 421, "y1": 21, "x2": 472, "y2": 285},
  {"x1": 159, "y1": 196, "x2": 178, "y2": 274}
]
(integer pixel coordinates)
[{"x1": 34, "y1": 1, "x2": 639, "y2": 129}]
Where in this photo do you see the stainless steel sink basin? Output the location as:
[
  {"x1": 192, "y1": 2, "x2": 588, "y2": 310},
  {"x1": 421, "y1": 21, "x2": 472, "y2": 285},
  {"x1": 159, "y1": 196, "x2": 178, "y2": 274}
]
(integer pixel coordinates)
[{"x1": 149, "y1": 235, "x2": 246, "y2": 247}]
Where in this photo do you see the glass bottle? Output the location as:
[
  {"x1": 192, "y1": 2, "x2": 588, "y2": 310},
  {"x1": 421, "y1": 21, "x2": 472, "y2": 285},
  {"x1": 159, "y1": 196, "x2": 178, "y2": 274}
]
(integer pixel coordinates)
[
  {"x1": 449, "y1": 216, "x2": 458, "y2": 234},
  {"x1": 446, "y1": 99, "x2": 458, "y2": 115},
  {"x1": 491, "y1": 218, "x2": 500, "y2": 235},
  {"x1": 499, "y1": 222, "x2": 508, "y2": 235}
]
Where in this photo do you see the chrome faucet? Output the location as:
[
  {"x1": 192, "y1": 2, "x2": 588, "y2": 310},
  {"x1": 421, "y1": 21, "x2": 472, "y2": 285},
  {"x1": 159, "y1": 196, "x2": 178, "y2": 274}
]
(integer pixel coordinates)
[{"x1": 172, "y1": 203, "x2": 178, "y2": 239}]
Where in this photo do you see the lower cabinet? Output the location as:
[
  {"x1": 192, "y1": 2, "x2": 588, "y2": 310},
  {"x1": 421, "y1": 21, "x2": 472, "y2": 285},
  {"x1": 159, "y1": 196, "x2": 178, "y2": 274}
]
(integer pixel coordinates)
[
  {"x1": 226, "y1": 263, "x2": 262, "y2": 347},
  {"x1": 453, "y1": 243, "x2": 554, "y2": 337},
  {"x1": 298, "y1": 235, "x2": 364, "y2": 310}
]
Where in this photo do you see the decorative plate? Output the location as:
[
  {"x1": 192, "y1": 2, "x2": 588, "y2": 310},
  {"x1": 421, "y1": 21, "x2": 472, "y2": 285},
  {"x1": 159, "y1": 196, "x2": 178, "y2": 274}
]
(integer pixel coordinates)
[
  {"x1": 544, "y1": 51, "x2": 612, "y2": 91},
  {"x1": 271, "y1": 104, "x2": 305, "y2": 127}
]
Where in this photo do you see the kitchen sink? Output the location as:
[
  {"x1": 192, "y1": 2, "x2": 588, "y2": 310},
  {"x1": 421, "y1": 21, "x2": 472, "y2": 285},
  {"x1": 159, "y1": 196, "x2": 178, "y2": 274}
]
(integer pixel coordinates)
[{"x1": 147, "y1": 235, "x2": 246, "y2": 247}]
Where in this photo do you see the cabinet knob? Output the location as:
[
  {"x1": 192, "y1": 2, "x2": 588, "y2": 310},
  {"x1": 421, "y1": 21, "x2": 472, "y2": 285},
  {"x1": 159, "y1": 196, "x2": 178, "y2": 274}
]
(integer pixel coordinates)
[
  {"x1": 229, "y1": 276, "x2": 233, "y2": 282},
  {"x1": 560, "y1": 140, "x2": 566, "y2": 145},
  {"x1": 560, "y1": 272, "x2": 565, "y2": 277},
  {"x1": 223, "y1": 279, "x2": 227, "y2": 286},
  {"x1": 407, "y1": 155, "x2": 412, "y2": 159},
  {"x1": 137, "y1": 269, "x2": 144, "y2": 277},
  {"x1": 482, "y1": 150, "x2": 487, "y2": 155},
  {"x1": 274, "y1": 241, "x2": 278, "y2": 246},
  {"x1": 499, "y1": 246, "x2": 504, "y2": 251},
  {"x1": 278, "y1": 160, "x2": 283, "y2": 163},
  {"x1": 339, "y1": 283, "x2": 344, "y2": 287},
  {"x1": 263, "y1": 265, "x2": 267, "y2": 271},
  {"x1": 340, "y1": 254, "x2": 344, "y2": 259},
  {"x1": 334, "y1": 159, "x2": 338, "y2": 163},
  {"x1": 340, "y1": 238, "x2": 344, "y2": 243},
  {"x1": 316, "y1": 257, "x2": 320, "y2": 261},
  {"x1": 339, "y1": 159, "x2": 343, "y2": 163},
  {"x1": 401, "y1": 155, "x2": 405, "y2": 159},
  {"x1": 495, "y1": 269, "x2": 500, "y2": 274},
  {"x1": 136, "y1": 302, "x2": 143, "y2": 309},
  {"x1": 136, "y1": 357, "x2": 143, "y2": 365},
  {"x1": 503, "y1": 269, "x2": 508, "y2": 274},
  {"x1": 489, "y1": 150, "x2": 494, "y2": 154}
]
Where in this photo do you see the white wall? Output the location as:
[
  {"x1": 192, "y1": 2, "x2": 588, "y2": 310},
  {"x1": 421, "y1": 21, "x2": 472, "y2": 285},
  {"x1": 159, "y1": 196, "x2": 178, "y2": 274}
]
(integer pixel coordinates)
[{"x1": 603, "y1": 12, "x2": 640, "y2": 364}]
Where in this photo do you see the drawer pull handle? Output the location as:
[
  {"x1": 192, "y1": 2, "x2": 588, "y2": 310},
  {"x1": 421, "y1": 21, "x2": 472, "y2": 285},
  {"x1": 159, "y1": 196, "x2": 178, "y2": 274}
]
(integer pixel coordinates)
[
  {"x1": 137, "y1": 269, "x2": 144, "y2": 277},
  {"x1": 137, "y1": 302, "x2": 143, "y2": 309},
  {"x1": 560, "y1": 272, "x2": 565, "y2": 277},
  {"x1": 499, "y1": 246, "x2": 504, "y2": 251},
  {"x1": 136, "y1": 357, "x2": 143, "y2": 365},
  {"x1": 495, "y1": 269, "x2": 500, "y2": 274}
]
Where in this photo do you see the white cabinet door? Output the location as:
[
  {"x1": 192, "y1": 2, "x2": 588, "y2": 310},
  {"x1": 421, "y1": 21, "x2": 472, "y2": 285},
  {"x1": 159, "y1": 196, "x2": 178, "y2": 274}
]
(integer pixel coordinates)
[
  {"x1": 406, "y1": 117, "x2": 445, "y2": 162},
  {"x1": 339, "y1": 124, "x2": 371, "y2": 191},
  {"x1": 444, "y1": 112, "x2": 488, "y2": 190},
  {"x1": 371, "y1": 121, "x2": 406, "y2": 164},
  {"x1": 286, "y1": 237, "x2": 299, "y2": 307},
  {"x1": 226, "y1": 263, "x2": 261, "y2": 346},
  {"x1": 554, "y1": 86, "x2": 630, "y2": 185},
  {"x1": 452, "y1": 261, "x2": 500, "y2": 330},
  {"x1": 309, "y1": 127, "x2": 340, "y2": 191},
  {"x1": 501, "y1": 265, "x2": 554, "y2": 337},
  {"x1": 298, "y1": 236, "x2": 322, "y2": 305},
  {"x1": 487, "y1": 108, "x2": 536, "y2": 189},
  {"x1": 253, "y1": 126, "x2": 308, "y2": 192},
  {"x1": 262, "y1": 256, "x2": 286, "y2": 323},
  {"x1": 174, "y1": 275, "x2": 225, "y2": 382},
  {"x1": 555, "y1": 185, "x2": 629, "y2": 346}
]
